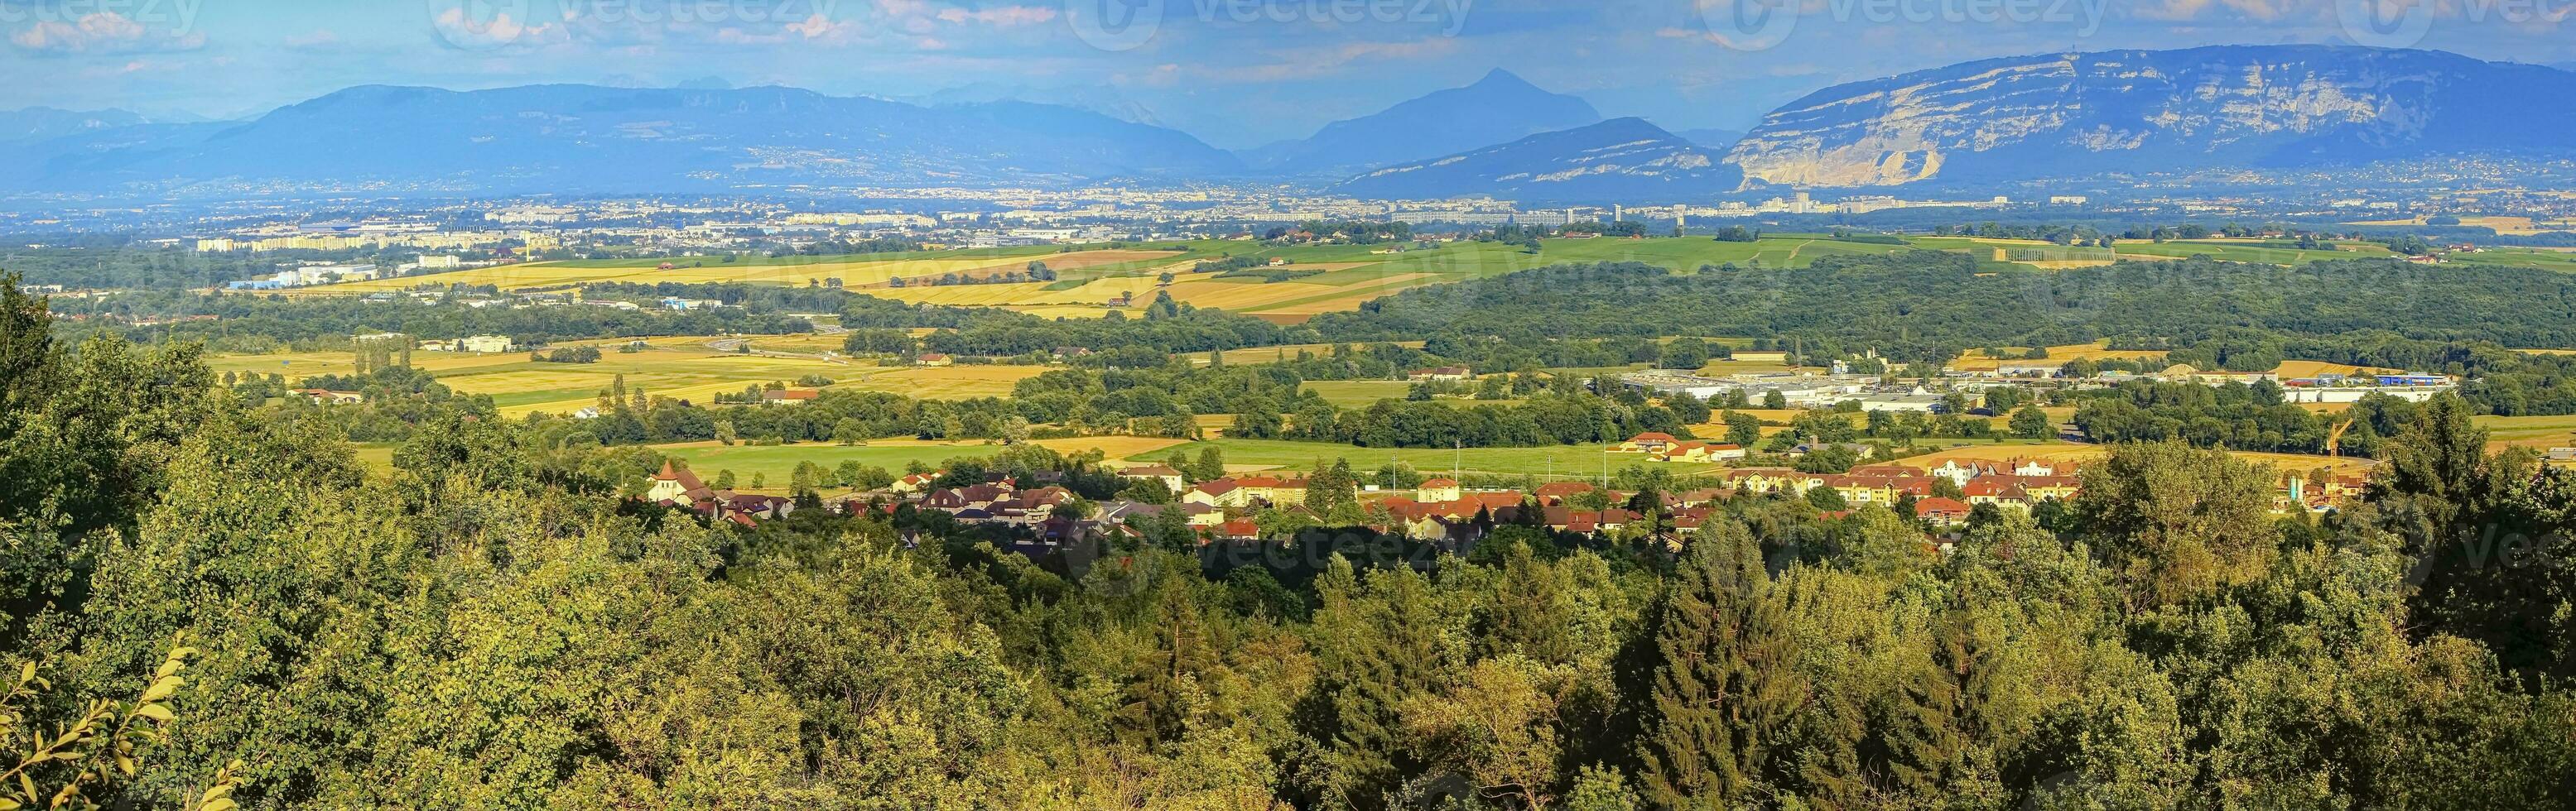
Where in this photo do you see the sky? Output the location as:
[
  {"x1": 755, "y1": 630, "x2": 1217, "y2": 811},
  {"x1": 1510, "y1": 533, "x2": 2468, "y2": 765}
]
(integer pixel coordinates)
[{"x1": 3, "y1": 0, "x2": 2573, "y2": 148}]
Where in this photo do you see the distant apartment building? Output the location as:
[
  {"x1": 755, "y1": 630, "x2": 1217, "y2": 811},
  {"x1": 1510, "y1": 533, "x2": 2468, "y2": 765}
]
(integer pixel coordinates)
[{"x1": 458, "y1": 335, "x2": 513, "y2": 353}]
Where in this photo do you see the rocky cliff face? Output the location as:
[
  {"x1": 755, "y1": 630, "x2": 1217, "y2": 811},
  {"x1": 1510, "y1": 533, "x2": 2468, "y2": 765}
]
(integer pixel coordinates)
[
  {"x1": 1333, "y1": 118, "x2": 1738, "y2": 204},
  {"x1": 1724, "y1": 46, "x2": 2576, "y2": 188}
]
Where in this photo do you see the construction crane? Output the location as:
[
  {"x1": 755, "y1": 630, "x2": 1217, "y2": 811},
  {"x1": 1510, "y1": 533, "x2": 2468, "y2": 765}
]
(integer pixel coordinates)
[{"x1": 2325, "y1": 418, "x2": 2356, "y2": 458}]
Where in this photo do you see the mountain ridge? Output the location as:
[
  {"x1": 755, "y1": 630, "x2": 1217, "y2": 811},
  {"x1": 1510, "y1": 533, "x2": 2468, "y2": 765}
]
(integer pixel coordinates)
[
  {"x1": 1333, "y1": 118, "x2": 1739, "y2": 204},
  {"x1": 1722, "y1": 45, "x2": 2576, "y2": 188},
  {"x1": 1246, "y1": 69, "x2": 1603, "y2": 178},
  {"x1": 2, "y1": 84, "x2": 1241, "y2": 196}
]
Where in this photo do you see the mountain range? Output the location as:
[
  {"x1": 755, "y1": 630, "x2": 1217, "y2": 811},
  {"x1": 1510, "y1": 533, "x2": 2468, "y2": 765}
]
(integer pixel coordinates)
[
  {"x1": 1244, "y1": 70, "x2": 1604, "y2": 178},
  {"x1": 5, "y1": 46, "x2": 2574, "y2": 201},
  {"x1": 1, "y1": 108, "x2": 153, "y2": 144},
  {"x1": 1, "y1": 84, "x2": 1242, "y2": 196},
  {"x1": 1334, "y1": 118, "x2": 1737, "y2": 204},
  {"x1": 1726, "y1": 45, "x2": 2576, "y2": 188}
]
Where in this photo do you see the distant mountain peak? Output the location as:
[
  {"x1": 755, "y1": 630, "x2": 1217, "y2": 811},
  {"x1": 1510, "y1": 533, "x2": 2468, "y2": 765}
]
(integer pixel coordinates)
[
  {"x1": 1471, "y1": 68, "x2": 1536, "y2": 89},
  {"x1": 1250, "y1": 70, "x2": 1601, "y2": 178}
]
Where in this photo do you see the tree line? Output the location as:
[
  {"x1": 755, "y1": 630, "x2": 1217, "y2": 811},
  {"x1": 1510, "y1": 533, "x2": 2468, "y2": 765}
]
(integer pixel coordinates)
[{"x1": 5, "y1": 272, "x2": 2574, "y2": 807}]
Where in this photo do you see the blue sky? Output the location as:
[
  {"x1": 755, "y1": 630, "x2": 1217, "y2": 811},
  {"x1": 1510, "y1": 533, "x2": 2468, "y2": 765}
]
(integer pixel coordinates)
[{"x1": 4, "y1": 0, "x2": 2573, "y2": 148}]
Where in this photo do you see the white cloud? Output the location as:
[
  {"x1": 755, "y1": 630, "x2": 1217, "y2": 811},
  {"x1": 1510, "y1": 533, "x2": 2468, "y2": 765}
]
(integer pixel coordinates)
[
  {"x1": 936, "y1": 5, "x2": 1059, "y2": 26},
  {"x1": 284, "y1": 30, "x2": 342, "y2": 49},
  {"x1": 431, "y1": 7, "x2": 569, "y2": 50},
  {"x1": 12, "y1": 12, "x2": 205, "y2": 55}
]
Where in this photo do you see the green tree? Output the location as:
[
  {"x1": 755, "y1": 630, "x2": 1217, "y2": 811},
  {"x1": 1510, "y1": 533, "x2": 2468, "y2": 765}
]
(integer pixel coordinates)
[
  {"x1": 2010, "y1": 404, "x2": 2052, "y2": 439},
  {"x1": 1636, "y1": 521, "x2": 1804, "y2": 805}
]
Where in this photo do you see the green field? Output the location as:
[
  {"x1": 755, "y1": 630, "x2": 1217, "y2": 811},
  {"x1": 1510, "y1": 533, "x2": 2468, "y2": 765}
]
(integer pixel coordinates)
[
  {"x1": 208, "y1": 338, "x2": 1041, "y2": 417},
  {"x1": 2449, "y1": 248, "x2": 2576, "y2": 273},
  {"x1": 1149, "y1": 438, "x2": 1731, "y2": 480},
  {"x1": 1301, "y1": 381, "x2": 1418, "y2": 406},
  {"x1": 2472, "y1": 413, "x2": 2576, "y2": 450},
  {"x1": 274, "y1": 233, "x2": 2453, "y2": 326},
  {"x1": 656, "y1": 440, "x2": 1011, "y2": 483}
]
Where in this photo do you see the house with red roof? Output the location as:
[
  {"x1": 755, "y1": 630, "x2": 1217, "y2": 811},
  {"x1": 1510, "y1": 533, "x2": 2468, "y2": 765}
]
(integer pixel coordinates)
[
  {"x1": 1416, "y1": 477, "x2": 1461, "y2": 502},
  {"x1": 1914, "y1": 497, "x2": 1973, "y2": 525},
  {"x1": 1534, "y1": 482, "x2": 1594, "y2": 505},
  {"x1": 1185, "y1": 479, "x2": 1246, "y2": 508}
]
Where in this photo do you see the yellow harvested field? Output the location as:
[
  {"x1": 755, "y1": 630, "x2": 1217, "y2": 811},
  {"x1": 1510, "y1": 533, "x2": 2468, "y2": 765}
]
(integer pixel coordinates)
[
  {"x1": 2273, "y1": 360, "x2": 2397, "y2": 378},
  {"x1": 211, "y1": 336, "x2": 1051, "y2": 416},
  {"x1": 869, "y1": 281, "x2": 1068, "y2": 308},
  {"x1": 841, "y1": 364, "x2": 1046, "y2": 400},
  {"x1": 1949, "y1": 343, "x2": 2164, "y2": 372},
  {"x1": 1178, "y1": 273, "x2": 1440, "y2": 314},
  {"x1": 301, "y1": 249, "x2": 1180, "y2": 294},
  {"x1": 855, "y1": 250, "x2": 1182, "y2": 286},
  {"x1": 1181, "y1": 342, "x2": 1423, "y2": 366}
]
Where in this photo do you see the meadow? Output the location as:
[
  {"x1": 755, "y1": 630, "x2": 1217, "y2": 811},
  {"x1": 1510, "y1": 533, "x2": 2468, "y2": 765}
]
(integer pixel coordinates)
[
  {"x1": 280, "y1": 233, "x2": 2445, "y2": 329},
  {"x1": 2470, "y1": 413, "x2": 2576, "y2": 452},
  {"x1": 654, "y1": 436, "x2": 1190, "y2": 486},
  {"x1": 1143, "y1": 438, "x2": 1735, "y2": 480},
  {"x1": 209, "y1": 338, "x2": 1041, "y2": 417}
]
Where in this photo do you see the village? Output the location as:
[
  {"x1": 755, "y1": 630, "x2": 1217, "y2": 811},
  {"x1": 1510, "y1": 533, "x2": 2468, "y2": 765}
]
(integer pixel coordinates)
[{"x1": 637, "y1": 425, "x2": 2373, "y2": 555}]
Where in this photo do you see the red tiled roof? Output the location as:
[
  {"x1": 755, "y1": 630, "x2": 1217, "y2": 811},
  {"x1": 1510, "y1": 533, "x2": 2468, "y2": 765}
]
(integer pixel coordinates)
[{"x1": 654, "y1": 459, "x2": 707, "y2": 492}]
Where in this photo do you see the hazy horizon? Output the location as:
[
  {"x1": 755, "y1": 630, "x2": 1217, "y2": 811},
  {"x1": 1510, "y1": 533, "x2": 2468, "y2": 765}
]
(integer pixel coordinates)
[{"x1": 7, "y1": 0, "x2": 2574, "y2": 149}]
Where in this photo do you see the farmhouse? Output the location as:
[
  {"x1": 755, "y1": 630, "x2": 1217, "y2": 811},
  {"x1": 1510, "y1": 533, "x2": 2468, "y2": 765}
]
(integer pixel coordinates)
[
  {"x1": 1616, "y1": 432, "x2": 1682, "y2": 453},
  {"x1": 1407, "y1": 366, "x2": 1473, "y2": 382},
  {"x1": 761, "y1": 389, "x2": 821, "y2": 405},
  {"x1": 916, "y1": 353, "x2": 954, "y2": 367}
]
